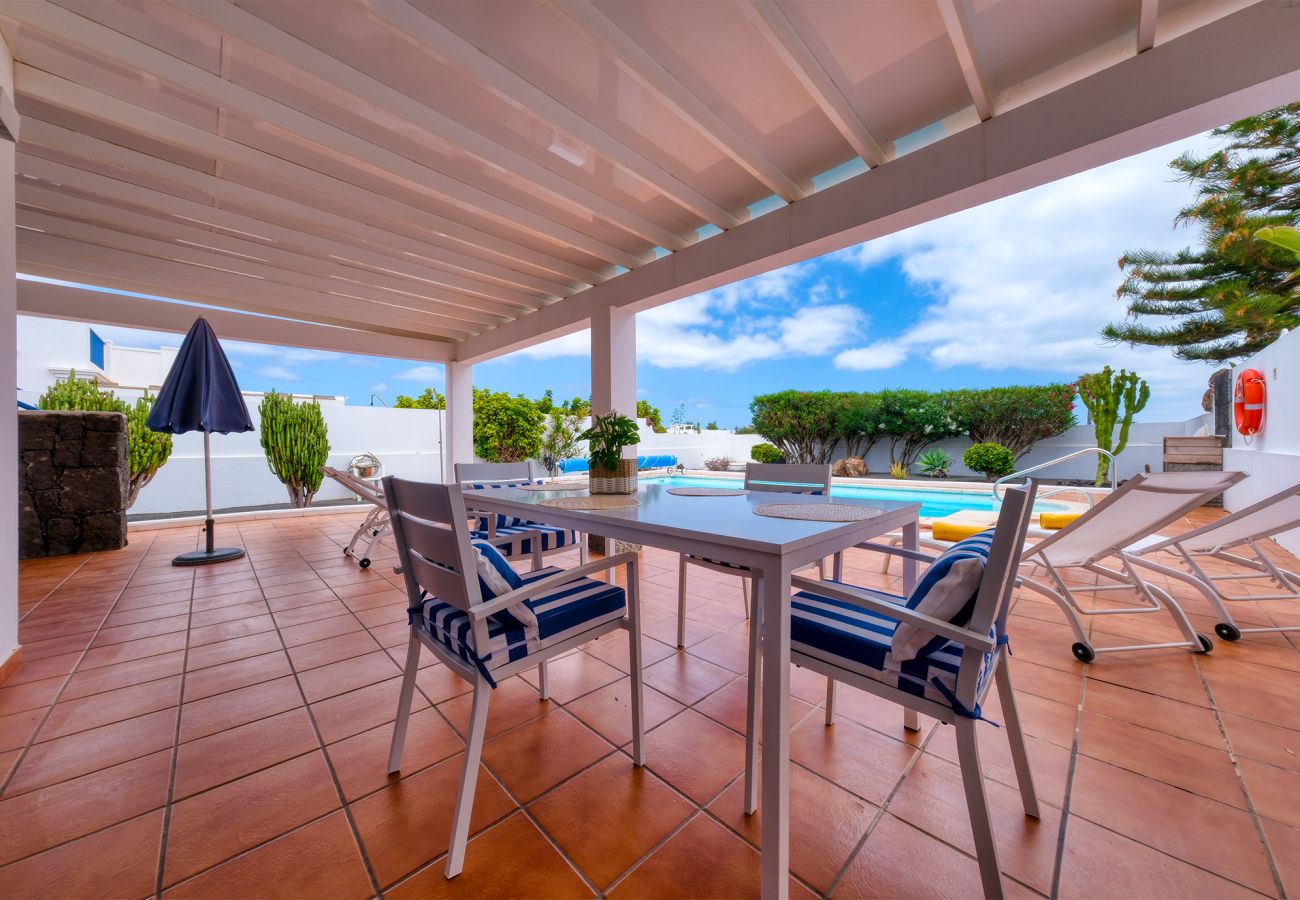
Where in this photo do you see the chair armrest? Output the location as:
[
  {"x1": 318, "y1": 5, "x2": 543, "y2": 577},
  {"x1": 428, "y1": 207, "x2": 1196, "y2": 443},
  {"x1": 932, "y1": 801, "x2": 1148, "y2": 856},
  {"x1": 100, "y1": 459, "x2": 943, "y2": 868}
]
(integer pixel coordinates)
[
  {"x1": 852, "y1": 541, "x2": 942, "y2": 565},
  {"x1": 472, "y1": 551, "x2": 638, "y2": 620},
  {"x1": 790, "y1": 575, "x2": 994, "y2": 652}
]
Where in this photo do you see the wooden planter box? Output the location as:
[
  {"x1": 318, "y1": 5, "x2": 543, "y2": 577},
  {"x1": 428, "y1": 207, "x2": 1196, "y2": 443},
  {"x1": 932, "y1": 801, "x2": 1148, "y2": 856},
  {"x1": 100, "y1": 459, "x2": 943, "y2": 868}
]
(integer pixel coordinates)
[{"x1": 590, "y1": 459, "x2": 638, "y2": 495}]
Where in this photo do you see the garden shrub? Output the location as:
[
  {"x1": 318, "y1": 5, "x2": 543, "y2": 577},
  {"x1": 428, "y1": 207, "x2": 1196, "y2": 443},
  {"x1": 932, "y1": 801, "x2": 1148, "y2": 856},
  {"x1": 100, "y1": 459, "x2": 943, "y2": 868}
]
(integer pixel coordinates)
[
  {"x1": 703, "y1": 456, "x2": 733, "y2": 471},
  {"x1": 835, "y1": 391, "x2": 884, "y2": 459},
  {"x1": 748, "y1": 390, "x2": 841, "y2": 464},
  {"x1": 750, "y1": 442, "x2": 783, "y2": 464},
  {"x1": 963, "y1": 442, "x2": 1016, "y2": 480},
  {"x1": 948, "y1": 385, "x2": 1075, "y2": 460},
  {"x1": 472, "y1": 388, "x2": 544, "y2": 463},
  {"x1": 877, "y1": 389, "x2": 961, "y2": 469}
]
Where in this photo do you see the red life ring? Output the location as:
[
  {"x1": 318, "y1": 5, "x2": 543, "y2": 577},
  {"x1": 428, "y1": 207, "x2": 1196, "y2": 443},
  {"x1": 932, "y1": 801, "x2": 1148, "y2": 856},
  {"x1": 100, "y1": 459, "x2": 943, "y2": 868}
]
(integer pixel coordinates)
[{"x1": 1233, "y1": 368, "x2": 1265, "y2": 438}]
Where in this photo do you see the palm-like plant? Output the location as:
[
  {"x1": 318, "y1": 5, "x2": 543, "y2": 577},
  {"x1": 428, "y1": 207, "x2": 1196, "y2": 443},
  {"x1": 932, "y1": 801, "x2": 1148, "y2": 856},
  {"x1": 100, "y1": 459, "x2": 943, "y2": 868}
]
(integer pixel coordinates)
[{"x1": 917, "y1": 448, "x2": 953, "y2": 478}]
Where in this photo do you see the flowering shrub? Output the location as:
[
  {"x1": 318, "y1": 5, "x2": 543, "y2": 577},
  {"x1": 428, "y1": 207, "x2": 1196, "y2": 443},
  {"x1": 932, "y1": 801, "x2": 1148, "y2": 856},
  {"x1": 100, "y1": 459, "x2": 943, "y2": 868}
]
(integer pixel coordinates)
[
  {"x1": 877, "y1": 389, "x2": 962, "y2": 469},
  {"x1": 949, "y1": 385, "x2": 1076, "y2": 460}
]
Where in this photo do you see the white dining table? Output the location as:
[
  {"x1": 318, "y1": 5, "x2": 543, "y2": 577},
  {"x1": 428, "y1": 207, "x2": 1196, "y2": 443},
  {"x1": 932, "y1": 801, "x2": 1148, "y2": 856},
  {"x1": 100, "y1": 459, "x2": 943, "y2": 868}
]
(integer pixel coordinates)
[{"x1": 463, "y1": 481, "x2": 921, "y2": 899}]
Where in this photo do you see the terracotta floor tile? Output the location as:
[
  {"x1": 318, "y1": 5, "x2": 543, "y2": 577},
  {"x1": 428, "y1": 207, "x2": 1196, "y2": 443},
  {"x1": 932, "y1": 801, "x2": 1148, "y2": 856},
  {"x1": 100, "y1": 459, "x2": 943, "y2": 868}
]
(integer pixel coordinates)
[
  {"x1": 0, "y1": 675, "x2": 63, "y2": 717},
  {"x1": 2, "y1": 650, "x2": 81, "y2": 687},
  {"x1": 789, "y1": 713, "x2": 919, "y2": 806},
  {"x1": 188, "y1": 614, "x2": 277, "y2": 648},
  {"x1": 329, "y1": 707, "x2": 464, "y2": 801},
  {"x1": 1262, "y1": 817, "x2": 1300, "y2": 898},
  {"x1": 80, "y1": 632, "x2": 188, "y2": 670},
  {"x1": 696, "y1": 675, "x2": 815, "y2": 738},
  {"x1": 413, "y1": 661, "x2": 474, "y2": 705},
  {"x1": 173, "y1": 707, "x2": 319, "y2": 800},
  {"x1": 712, "y1": 762, "x2": 878, "y2": 893},
  {"x1": 1068, "y1": 755, "x2": 1275, "y2": 894},
  {"x1": 164, "y1": 811, "x2": 372, "y2": 899},
  {"x1": 6, "y1": 707, "x2": 176, "y2": 797},
  {"x1": 37, "y1": 675, "x2": 181, "y2": 742},
  {"x1": 349, "y1": 753, "x2": 517, "y2": 888},
  {"x1": 644, "y1": 709, "x2": 746, "y2": 804},
  {"x1": 91, "y1": 613, "x2": 191, "y2": 647},
  {"x1": 0, "y1": 810, "x2": 163, "y2": 899},
  {"x1": 184, "y1": 631, "x2": 283, "y2": 671},
  {"x1": 103, "y1": 598, "x2": 191, "y2": 627},
  {"x1": 298, "y1": 649, "x2": 401, "y2": 703},
  {"x1": 687, "y1": 626, "x2": 755, "y2": 674},
  {"x1": 886, "y1": 752, "x2": 1060, "y2": 894},
  {"x1": 564, "y1": 677, "x2": 684, "y2": 747},
  {"x1": 273, "y1": 599, "x2": 349, "y2": 629},
  {"x1": 178, "y1": 675, "x2": 303, "y2": 743},
  {"x1": 437, "y1": 676, "x2": 554, "y2": 741},
  {"x1": 642, "y1": 652, "x2": 737, "y2": 706},
  {"x1": 61, "y1": 650, "x2": 185, "y2": 701},
  {"x1": 183, "y1": 650, "x2": 293, "y2": 702},
  {"x1": 387, "y1": 812, "x2": 591, "y2": 899},
  {"x1": 517, "y1": 650, "x2": 625, "y2": 704},
  {"x1": 609, "y1": 814, "x2": 812, "y2": 900},
  {"x1": 1057, "y1": 815, "x2": 1260, "y2": 899},
  {"x1": 1082, "y1": 676, "x2": 1222, "y2": 748},
  {"x1": 311, "y1": 675, "x2": 431, "y2": 745},
  {"x1": 1077, "y1": 710, "x2": 1245, "y2": 807},
  {"x1": 279, "y1": 613, "x2": 365, "y2": 648},
  {"x1": 835, "y1": 814, "x2": 990, "y2": 899},
  {"x1": 1222, "y1": 711, "x2": 1300, "y2": 773},
  {"x1": 286, "y1": 629, "x2": 382, "y2": 672},
  {"x1": 163, "y1": 751, "x2": 340, "y2": 886},
  {"x1": 0, "y1": 749, "x2": 171, "y2": 865},
  {"x1": 530, "y1": 752, "x2": 692, "y2": 889},
  {"x1": 925, "y1": 722, "x2": 1075, "y2": 808},
  {"x1": 482, "y1": 709, "x2": 614, "y2": 802},
  {"x1": 1239, "y1": 756, "x2": 1300, "y2": 829},
  {"x1": 189, "y1": 599, "x2": 269, "y2": 629}
]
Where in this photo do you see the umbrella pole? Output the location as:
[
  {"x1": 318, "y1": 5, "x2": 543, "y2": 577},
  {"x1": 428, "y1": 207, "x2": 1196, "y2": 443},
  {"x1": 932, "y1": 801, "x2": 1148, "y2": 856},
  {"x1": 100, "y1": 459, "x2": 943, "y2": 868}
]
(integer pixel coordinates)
[{"x1": 204, "y1": 431, "x2": 214, "y2": 554}]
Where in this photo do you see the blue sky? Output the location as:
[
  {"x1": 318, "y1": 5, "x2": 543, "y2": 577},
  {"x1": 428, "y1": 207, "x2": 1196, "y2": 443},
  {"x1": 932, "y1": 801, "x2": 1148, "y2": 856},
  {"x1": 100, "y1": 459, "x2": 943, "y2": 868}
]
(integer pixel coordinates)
[{"x1": 53, "y1": 131, "x2": 1223, "y2": 426}]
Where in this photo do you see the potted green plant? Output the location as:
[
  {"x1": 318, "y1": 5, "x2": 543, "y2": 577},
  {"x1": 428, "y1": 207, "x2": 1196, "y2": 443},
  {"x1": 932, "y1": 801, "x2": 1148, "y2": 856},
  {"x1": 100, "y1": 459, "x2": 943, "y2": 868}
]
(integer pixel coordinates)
[{"x1": 580, "y1": 412, "x2": 640, "y2": 494}]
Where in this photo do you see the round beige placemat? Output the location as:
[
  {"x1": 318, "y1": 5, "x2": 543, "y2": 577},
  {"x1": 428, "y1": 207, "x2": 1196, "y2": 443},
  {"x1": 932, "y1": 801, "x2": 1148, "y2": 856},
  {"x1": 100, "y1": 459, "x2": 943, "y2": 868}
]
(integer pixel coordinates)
[
  {"x1": 539, "y1": 495, "x2": 640, "y2": 510},
  {"x1": 517, "y1": 481, "x2": 588, "y2": 491},
  {"x1": 754, "y1": 502, "x2": 886, "y2": 522},
  {"x1": 666, "y1": 487, "x2": 746, "y2": 497}
]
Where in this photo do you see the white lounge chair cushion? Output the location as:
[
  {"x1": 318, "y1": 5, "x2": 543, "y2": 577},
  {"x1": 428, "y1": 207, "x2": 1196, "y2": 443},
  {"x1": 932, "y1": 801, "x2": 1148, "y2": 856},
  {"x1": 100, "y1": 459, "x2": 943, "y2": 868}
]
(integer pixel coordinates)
[{"x1": 891, "y1": 531, "x2": 993, "y2": 662}]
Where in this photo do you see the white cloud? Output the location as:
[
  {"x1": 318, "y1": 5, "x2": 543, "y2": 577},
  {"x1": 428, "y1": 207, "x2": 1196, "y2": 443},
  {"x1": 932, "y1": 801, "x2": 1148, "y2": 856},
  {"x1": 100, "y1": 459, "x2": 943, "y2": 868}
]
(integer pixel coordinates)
[
  {"x1": 369, "y1": 381, "x2": 388, "y2": 394},
  {"x1": 256, "y1": 365, "x2": 300, "y2": 383},
  {"x1": 512, "y1": 265, "x2": 868, "y2": 372},
  {"x1": 224, "y1": 341, "x2": 341, "y2": 362},
  {"x1": 834, "y1": 340, "x2": 909, "y2": 371},
  {"x1": 396, "y1": 365, "x2": 440, "y2": 381},
  {"x1": 831, "y1": 133, "x2": 1226, "y2": 418}
]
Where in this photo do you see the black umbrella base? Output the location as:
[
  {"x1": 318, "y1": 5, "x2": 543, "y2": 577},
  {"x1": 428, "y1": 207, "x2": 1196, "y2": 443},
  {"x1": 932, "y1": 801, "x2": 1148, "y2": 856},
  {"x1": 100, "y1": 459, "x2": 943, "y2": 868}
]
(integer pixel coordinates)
[{"x1": 172, "y1": 547, "x2": 246, "y2": 566}]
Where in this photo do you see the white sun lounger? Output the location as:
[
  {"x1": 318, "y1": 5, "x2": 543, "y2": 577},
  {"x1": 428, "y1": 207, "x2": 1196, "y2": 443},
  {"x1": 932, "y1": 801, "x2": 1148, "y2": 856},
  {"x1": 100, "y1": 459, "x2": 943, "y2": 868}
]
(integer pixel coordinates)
[
  {"x1": 1019, "y1": 470, "x2": 1245, "y2": 661},
  {"x1": 321, "y1": 465, "x2": 392, "y2": 569},
  {"x1": 1126, "y1": 483, "x2": 1300, "y2": 641}
]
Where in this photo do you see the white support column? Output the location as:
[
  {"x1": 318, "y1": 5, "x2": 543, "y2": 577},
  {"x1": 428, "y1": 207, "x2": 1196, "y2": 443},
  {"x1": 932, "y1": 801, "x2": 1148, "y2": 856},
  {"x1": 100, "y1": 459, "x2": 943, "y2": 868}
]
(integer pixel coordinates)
[
  {"x1": 0, "y1": 33, "x2": 20, "y2": 684},
  {"x1": 590, "y1": 305, "x2": 637, "y2": 457},
  {"x1": 443, "y1": 360, "x2": 473, "y2": 483}
]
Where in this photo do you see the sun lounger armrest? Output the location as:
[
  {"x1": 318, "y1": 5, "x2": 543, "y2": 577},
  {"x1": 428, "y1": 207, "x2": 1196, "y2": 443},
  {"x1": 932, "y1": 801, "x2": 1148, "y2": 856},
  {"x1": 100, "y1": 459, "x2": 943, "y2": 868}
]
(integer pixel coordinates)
[
  {"x1": 790, "y1": 575, "x2": 995, "y2": 651},
  {"x1": 472, "y1": 552, "x2": 637, "y2": 620}
]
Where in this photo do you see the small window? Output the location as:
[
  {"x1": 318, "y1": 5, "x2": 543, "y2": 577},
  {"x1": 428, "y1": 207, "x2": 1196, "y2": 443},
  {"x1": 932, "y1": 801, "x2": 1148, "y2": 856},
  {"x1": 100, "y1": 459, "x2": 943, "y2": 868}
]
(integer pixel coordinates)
[{"x1": 89, "y1": 328, "x2": 106, "y2": 370}]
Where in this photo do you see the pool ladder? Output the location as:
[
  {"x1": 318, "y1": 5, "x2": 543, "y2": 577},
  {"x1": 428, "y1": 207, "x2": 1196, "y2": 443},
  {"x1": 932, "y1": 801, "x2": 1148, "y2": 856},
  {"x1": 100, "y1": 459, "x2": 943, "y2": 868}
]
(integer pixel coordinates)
[{"x1": 992, "y1": 447, "x2": 1116, "y2": 508}]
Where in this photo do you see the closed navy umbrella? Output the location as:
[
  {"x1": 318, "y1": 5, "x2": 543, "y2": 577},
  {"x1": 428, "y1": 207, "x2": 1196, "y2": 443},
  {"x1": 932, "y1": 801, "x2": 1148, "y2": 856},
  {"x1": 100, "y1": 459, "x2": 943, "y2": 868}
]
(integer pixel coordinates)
[{"x1": 148, "y1": 317, "x2": 254, "y2": 565}]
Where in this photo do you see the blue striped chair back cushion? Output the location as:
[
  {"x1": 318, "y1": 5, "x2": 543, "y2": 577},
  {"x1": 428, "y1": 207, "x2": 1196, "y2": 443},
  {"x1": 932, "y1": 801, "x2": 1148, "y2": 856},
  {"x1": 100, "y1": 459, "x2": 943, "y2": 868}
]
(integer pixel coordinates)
[
  {"x1": 469, "y1": 540, "x2": 535, "y2": 628},
  {"x1": 467, "y1": 479, "x2": 541, "y2": 531},
  {"x1": 891, "y1": 530, "x2": 994, "y2": 662}
]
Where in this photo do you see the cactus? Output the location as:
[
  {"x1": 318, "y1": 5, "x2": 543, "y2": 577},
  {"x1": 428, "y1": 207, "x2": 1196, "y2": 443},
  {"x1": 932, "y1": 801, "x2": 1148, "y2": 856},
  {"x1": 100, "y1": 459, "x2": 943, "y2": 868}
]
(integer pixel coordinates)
[
  {"x1": 258, "y1": 391, "x2": 329, "y2": 507},
  {"x1": 38, "y1": 371, "x2": 173, "y2": 507},
  {"x1": 1076, "y1": 366, "x2": 1150, "y2": 486}
]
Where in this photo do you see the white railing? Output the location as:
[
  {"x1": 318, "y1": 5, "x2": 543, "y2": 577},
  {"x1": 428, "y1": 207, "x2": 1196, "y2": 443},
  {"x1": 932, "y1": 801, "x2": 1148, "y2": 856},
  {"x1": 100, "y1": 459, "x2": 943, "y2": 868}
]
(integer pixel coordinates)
[{"x1": 993, "y1": 447, "x2": 1116, "y2": 507}]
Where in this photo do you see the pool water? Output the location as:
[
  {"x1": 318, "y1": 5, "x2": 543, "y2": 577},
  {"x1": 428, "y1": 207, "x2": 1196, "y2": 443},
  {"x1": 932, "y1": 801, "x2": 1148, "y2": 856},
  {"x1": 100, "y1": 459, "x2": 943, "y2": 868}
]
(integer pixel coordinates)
[{"x1": 639, "y1": 475, "x2": 1067, "y2": 519}]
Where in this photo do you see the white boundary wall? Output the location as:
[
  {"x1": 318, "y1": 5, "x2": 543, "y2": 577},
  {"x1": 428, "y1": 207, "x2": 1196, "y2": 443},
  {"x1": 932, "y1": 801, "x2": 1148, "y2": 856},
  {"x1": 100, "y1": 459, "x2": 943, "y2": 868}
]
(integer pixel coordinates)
[
  {"x1": 129, "y1": 406, "x2": 1210, "y2": 516},
  {"x1": 1224, "y1": 328, "x2": 1300, "y2": 555}
]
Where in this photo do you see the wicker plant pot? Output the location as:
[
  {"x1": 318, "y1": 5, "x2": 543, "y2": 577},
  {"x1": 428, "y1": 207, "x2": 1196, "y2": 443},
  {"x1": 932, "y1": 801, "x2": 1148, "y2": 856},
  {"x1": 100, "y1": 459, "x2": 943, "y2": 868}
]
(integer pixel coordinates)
[{"x1": 589, "y1": 459, "x2": 638, "y2": 495}]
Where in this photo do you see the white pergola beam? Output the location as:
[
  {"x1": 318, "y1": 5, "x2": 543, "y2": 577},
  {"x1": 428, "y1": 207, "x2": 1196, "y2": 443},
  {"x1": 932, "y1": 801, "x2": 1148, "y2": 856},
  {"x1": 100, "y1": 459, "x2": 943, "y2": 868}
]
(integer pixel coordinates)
[
  {"x1": 17, "y1": 127, "x2": 566, "y2": 302},
  {"x1": 17, "y1": 278, "x2": 453, "y2": 362},
  {"x1": 170, "y1": 0, "x2": 693, "y2": 252},
  {"x1": 16, "y1": 66, "x2": 610, "y2": 287},
  {"x1": 456, "y1": 0, "x2": 1300, "y2": 363},
  {"x1": 371, "y1": 0, "x2": 745, "y2": 230},
  {"x1": 547, "y1": 0, "x2": 811, "y2": 202},
  {"x1": 742, "y1": 0, "x2": 892, "y2": 167},
  {"x1": 936, "y1": 0, "x2": 993, "y2": 121},
  {"x1": 1138, "y1": 0, "x2": 1160, "y2": 52},
  {"x1": 7, "y1": 1, "x2": 655, "y2": 269}
]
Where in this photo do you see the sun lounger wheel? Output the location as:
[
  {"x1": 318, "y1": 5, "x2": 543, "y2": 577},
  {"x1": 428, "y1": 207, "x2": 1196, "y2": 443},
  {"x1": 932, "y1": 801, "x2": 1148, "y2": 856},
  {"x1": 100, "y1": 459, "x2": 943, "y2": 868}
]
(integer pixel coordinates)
[
  {"x1": 1214, "y1": 623, "x2": 1241, "y2": 642},
  {"x1": 360, "y1": 558, "x2": 371, "y2": 569},
  {"x1": 1196, "y1": 634, "x2": 1213, "y2": 652},
  {"x1": 1071, "y1": 642, "x2": 1095, "y2": 663}
]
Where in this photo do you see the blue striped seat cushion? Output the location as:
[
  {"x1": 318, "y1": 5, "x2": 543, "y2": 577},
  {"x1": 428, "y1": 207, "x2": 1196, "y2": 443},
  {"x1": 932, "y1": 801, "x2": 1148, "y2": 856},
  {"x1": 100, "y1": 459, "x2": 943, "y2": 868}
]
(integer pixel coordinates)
[
  {"x1": 465, "y1": 480, "x2": 543, "y2": 531},
  {"x1": 473, "y1": 525, "x2": 575, "y2": 556},
  {"x1": 418, "y1": 564, "x2": 625, "y2": 687},
  {"x1": 791, "y1": 585, "x2": 995, "y2": 709}
]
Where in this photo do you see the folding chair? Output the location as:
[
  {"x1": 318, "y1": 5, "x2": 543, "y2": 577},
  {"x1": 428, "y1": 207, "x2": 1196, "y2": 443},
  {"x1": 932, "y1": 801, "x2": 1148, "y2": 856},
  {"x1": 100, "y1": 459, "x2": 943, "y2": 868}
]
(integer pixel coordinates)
[
  {"x1": 1127, "y1": 483, "x2": 1300, "y2": 641},
  {"x1": 321, "y1": 465, "x2": 390, "y2": 569},
  {"x1": 762, "y1": 482, "x2": 1040, "y2": 898},
  {"x1": 384, "y1": 477, "x2": 644, "y2": 878},
  {"x1": 1018, "y1": 470, "x2": 1245, "y2": 661}
]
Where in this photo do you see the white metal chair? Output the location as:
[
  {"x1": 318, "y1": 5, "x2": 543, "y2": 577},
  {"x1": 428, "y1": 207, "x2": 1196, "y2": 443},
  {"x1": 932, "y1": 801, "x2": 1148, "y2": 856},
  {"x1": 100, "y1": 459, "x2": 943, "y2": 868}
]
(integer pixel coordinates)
[
  {"x1": 757, "y1": 483, "x2": 1040, "y2": 899},
  {"x1": 674, "y1": 462, "x2": 831, "y2": 647},
  {"x1": 321, "y1": 465, "x2": 390, "y2": 569},
  {"x1": 456, "y1": 461, "x2": 588, "y2": 566},
  {"x1": 1018, "y1": 470, "x2": 1245, "y2": 661},
  {"x1": 1127, "y1": 483, "x2": 1300, "y2": 641},
  {"x1": 384, "y1": 476, "x2": 644, "y2": 878}
]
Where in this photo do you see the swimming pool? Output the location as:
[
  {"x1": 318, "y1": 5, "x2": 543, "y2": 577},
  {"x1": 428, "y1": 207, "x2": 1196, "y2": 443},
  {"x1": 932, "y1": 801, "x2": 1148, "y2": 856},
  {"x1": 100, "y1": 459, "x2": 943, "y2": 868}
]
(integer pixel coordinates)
[{"x1": 639, "y1": 475, "x2": 1068, "y2": 519}]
